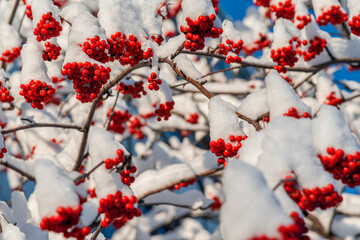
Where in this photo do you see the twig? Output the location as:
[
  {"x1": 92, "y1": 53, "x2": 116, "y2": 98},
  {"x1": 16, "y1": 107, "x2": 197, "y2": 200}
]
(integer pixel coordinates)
[
  {"x1": 74, "y1": 161, "x2": 104, "y2": 184},
  {"x1": 137, "y1": 166, "x2": 223, "y2": 200},
  {"x1": 90, "y1": 223, "x2": 104, "y2": 240},
  {"x1": 324, "y1": 46, "x2": 336, "y2": 61},
  {"x1": 105, "y1": 90, "x2": 121, "y2": 130},
  {"x1": 171, "y1": 41, "x2": 185, "y2": 60},
  {"x1": 307, "y1": 213, "x2": 341, "y2": 240},
  {"x1": 8, "y1": 0, "x2": 20, "y2": 25},
  {"x1": 1, "y1": 123, "x2": 84, "y2": 135},
  {"x1": 201, "y1": 66, "x2": 241, "y2": 79},
  {"x1": 0, "y1": 160, "x2": 35, "y2": 182},
  {"x1": 139, "y1": 201, "x2": 213, "y2": 211},
  {"x1": 236, "y1": 112, "x2": 262, "y2": 131},
  {"x1": 272, "y1": 178, "x2": 296, "y2": 191},
  {"x1": 294, "y1": 71, "x2": 319, "y2": 90}
]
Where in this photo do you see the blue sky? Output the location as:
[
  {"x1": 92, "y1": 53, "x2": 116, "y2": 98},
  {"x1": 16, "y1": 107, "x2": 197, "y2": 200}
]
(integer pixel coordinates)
[{"x1": 219, "y1": 0, "x2": 360, "y2": 83}]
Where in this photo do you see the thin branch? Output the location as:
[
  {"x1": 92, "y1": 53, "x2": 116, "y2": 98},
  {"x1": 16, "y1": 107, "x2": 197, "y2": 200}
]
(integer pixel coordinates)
[
  {"x1": 73, "y1": 62, "x2": 149, "y2": 171},
  {"x1": 1, "y1": 123, "x2": 84, "y2": 135},
  {"x1": 236, "y1": 112, "x2": 262, "y2": 131},
  {"x1": 201, "y1": 66, "x2": 241, "y2": 79},
  {"x1": 272, "y1": 178, "x2": 296, "y2": 191},
  {"x1": 307, "y1": 213, "x2": 341, "y2": 240},
  {"x1": 139, "y1": 201, "x2": 213, "y2": 211},
  {"x1": 324, "y1": 46, "x2": 336, "y2": 61},
  {"x1": 137, "y1": 166, "x2": 223, "y2": 200},
  {"x1": 8, "y1": 0, "x2": 20, "y2": 25},
  {"x1": 105, "y1": 90, "x2": 121, "y2": 130},
  {"x1": 0, "y1": 160, "x2": 35, "y2": 182},
  {"x1": 74, "y1": 161, "x2": 104, "y2": 184},
  {"x1": 343, "y1": 93, "x2": 360, "y2": 102},
  {"x1": 90, "y1": 223, "x2": 104, "y2": 240},
  {"x1": 294, "y1": 71, "x2": 319, "y2": 89},
  {"x1": 171, "y1": 41, "x2": 185, "y2": 60}
]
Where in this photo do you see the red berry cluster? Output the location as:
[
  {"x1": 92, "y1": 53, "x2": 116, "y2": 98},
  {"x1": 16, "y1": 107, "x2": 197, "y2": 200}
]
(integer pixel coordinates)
[
  {"x1": 19, "y1": 80, "x2": 55, "y2": 110},
  {"x1": 186, "y1": 113, "x2": 199, "y2": 124},
  {"x1": 151, "y1": 35, "x2": 164, "y2": 46},
  {"x1": 210, "y1": 196, "x2": 222, "y2": 210},
  {"x1": 180, "y1": 14, "x2": 223, "y2": 52},
  {"x1": 107, "y1": 32, "x2": 153, "y2": 67},
  {"x1": 0, "y1": 147, "x2": 7, "y2": 159},
  {"x1": 51, "y1": 76, "x2": 66, "y2": 84},
  {"x1": 118, "y1": 81, "x2": 146, "y2": 98},
  {"x1": 120, "y1": 166, "x2": 137, "y2": 186},
  {"x1": 211, "y1": 0, "x2": 219, "y2": 14},
  {"x1": 169, "y1": 178, "x2": 197, "y2": 191},
  {"x1": 88, "y1": 188, "x2": 97, "y2": 198},
  {"x1": 0, "y1": 47, "x2": 21, "y2": 63},
  {"x1": 104, "y1": 149, "x2": 125, "y2": 170},
  {"x1": 128, "y1": 116, "x2": 145, "y2": 139},
  {"x1": 318, "y1": 148, "x2": 360, "y2": 188},
  {"x1": 61, "y1": 62, "x2": 111, "y2": 103},
  {"x1": 0, "y1": 82, "x2": 14, "y2": 103},
  {"x1": 283, "y1": 177, "x2": 342, "y2": 211},
  {"x1": 33, "y1": 12, "x2": 62, "y2": 42},
  {"x1": 316, "y1": 5, "x2": 348, "y2": 26},
  {"x1": 107, "y1": 109, "x2": 132, "y2": 134},
  {"x1": 225, "y1": 55, "x2": 242, "y2": 64},
  {"x1": 349, "y1": 14, "x2": 360, "y2": 36},
  {"x1": 81, "y1": 36, "x2": 110, "y2": 63},
  {"x1": 296, "y1": 14, "x2": 312, "y2": 29},
  {"x1": 154, "y1": 101, "x2": 174, "y2": 121},
  {"x1": 271, "y1": 39, "x2": 298, "y2": 73},
  {"x1": 113, "y1": 216, "x2": 128, "y2": 229},
  {"x1": 281, "y1": 74, "x2": 293, "y2": 84},
  {"x1": 283, "y1": 107, "x2": 311, "y2": 119},
  {"x1": 210, "y1": 135, "x2": 247, "y2": 165},
  {"x1": 147, "y1": 72, "x2": 162, "y2": 91},
  {"x1": 324, "y1": 92, "x2": 343, "y2": 107},
  {"x1": 42, "y1": 41, "x2": 61, "y2": 61},
  {"x1": 40, "y1": 205, "x2": 90, "y2": 240},
  {"x1": 219, "y1": 39, "x2": 243, "y2": 55},
  {"x1": 248, "y1": 212, "x2": 308, "y2": 240},
  {"x1": 254, "y1": 0, "x2": 270, "y2": 7},
  {"x1": 270, "y1": 0, "x2": 295, "y2": 20},
  {"x1": 243, "y1": 33, "x2": 271, "y2": 55},
  {"x1": 300, "y1": 37, "x2": 326, "y2": 61},
  {"x1": 98, "y1": 191, "x2": 141, "y2": 228},
  {"x1": 25, "y1": 5, "x2": 33, "y2": 19}
]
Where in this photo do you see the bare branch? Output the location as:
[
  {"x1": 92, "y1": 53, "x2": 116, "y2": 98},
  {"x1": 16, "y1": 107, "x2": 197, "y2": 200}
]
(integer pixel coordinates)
[
  {"x1": 74, "y1": 161, "x2": 104, "y2": 184},
  {"x1": 90, "y1": 223, "x2": 104, "y2": 240},
  {"x1": 1, "y1": 123, "x2": 84, "y2": 135},
  {"x1": 0, "y1": 160, "x2": 35, "y2": 182}
]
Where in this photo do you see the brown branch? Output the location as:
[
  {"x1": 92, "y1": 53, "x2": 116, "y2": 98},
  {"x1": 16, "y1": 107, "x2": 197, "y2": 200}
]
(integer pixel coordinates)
[
  {"x1": 236, "y1": 112, "x2": 262, "y2": 131},
  {"x1": 90, "y1": 223, "x2": 104, "y2": 240},
  {"x1": 139, "y1": 201, "x2": 213, "y2": 211},
  {"x1": 307, "y1": 213, "x2": 341, "y2": 240},
  {"x1": 105, "y1": 90, "x2": 120, "y2": 130},
  {"x1": 74, "y1": 161, "x2": 104, "y2": 184},
  {"x1": 0, "y1": 160, "x2": 35, "y2": 182},
  {"x1": 272, "y1": 177, "x2": 296, "y2": 191},
  {"x1": 171, "y1": 41, "x2": 185, "y2": 60},
  {"x1": 73, "y1": 62, "x2": 149, "y2": 171},
  {"x1": 1, "y1": 123, "x2": 84, "y2": 135},
  {"x1": 294, "y1": 71, "x2": 319, "y2": 90},
  {"x1": 201, "y1": 66, "x2": 241, "y2": 79},
  {"x1": 137, "y1": 166, "x2": 223, "y2": 200},
  {"x1": 343, "y1": 93, "x2": 360, "y2": 102},
  {"x1": 8, "y1": 0, "x2": 20, "y2": 25}
]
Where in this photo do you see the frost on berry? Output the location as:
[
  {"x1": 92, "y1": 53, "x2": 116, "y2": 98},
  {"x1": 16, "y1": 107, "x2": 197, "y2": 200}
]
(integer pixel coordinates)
[
  {"x1": 0, "y1": 22, "x2": 22, "y2": 64},
  {"x1": 270, "y1": 0, "x2": 295, "y2": 20},
  {"x1": 89, "y1": 128, "x2": 141, "y2": 227},
  {"x1": 221, "y1": 160, "x2": 308, "y2": 239},
  {"x1": 312, "y1": 0, "x2": 348, "y2": 26},
  {"x1": 266, "y1": 70, "x2": 311, "y2": 119},
  {"x1": 209, "y1": 96, "x2": 245, "y2": 165},
  {"x1": 180, "y1": 0, "x2": 222, "y2": 52}
]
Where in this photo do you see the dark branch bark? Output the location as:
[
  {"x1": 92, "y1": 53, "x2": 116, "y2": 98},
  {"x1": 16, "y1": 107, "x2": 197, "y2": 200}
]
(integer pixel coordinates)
[
  {"x1": 1, "y1": 123, "x2": 84, "y2": 135},
  {"x1": 0, "y1": 160, "x2": 35, "y2": 182}
]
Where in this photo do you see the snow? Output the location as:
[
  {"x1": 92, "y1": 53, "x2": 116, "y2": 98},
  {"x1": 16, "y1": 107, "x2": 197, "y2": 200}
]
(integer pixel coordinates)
[
  {"x1": 237, "y1": 89, "x2": 268, "y2": 120},
  {"x1": 181, "y1": 0, "x2": 216, "y2": 20},
  {"x1": 173, "y1": 55, "x2": 202, "y2": 79},
  {"x1": 157, "y1": 34, "x2": 186, "y2": 58},
  {"x1": 0, "y1": 224, "x2": 26, "y2": 240}
]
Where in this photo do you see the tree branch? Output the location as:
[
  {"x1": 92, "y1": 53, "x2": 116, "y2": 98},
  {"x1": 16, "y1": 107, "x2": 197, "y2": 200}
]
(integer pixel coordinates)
[
  {"x1": 1, "y1": 123, "x2": 84, "y2": 135},
  {"x1": 74, "y1": 161, "x2": 104, "y2": 184},
  {"x1": 90, "y1": 223, "x2": 104, "y2": 240},
  {"x1": 0, "y1": 160, "x2": 35, "y2": 182}
]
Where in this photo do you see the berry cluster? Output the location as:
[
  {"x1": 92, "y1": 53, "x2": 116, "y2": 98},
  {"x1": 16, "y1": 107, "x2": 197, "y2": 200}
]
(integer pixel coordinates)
[
  {"x1": 0, "y1": 147, "x2": 7, "y2": 159},
  {"x1": 104, "y1": 149, "x2": 125, "y2": 170},
  {"x1": 81, "y1": 36, "x2": 110, "y2": 63},
  {"x1": 324, "y1": 92, "x2": 343, "y2": 107},
  {"x1": 154, "y1": 101, "x2": 174, "y2": 121},
  {"x1": 151, "y1": 35, "x2": 164, "y2": 46},
  {"x1": 302, "y1": 37, "x2": 327, "y2": 61},
  {"x1": 211, "y1": 0, "x2": 219, "y2": 14},
  {"x1": 270, "y1": 0, "x2": 295, "y2": 20},
  {"x1": 40, "y1": 205, "x2": 90, "y2": 240},
  {"x1": 169, "y1": 178, "x2": 197, "y2": 191},
  {"x1": 25, "y1": 5, "x2": 33, "y2": 19},
  {"x1": 118, "y1": 81, "x2": 146, "y2": 98},
  {"x1": 254, "y1": 0, "x2": 270, "y2": 7},
  {"x1": 120, "y1": 166, "x2": 137, "y2": 186},
  {"x1": 88, "y1": 188, "x2": 97, "y2": 198},
  {"x1": 296, "y1": 14, "x2": 312, "y2": 29},
  {"x1": 225, "y1": 55, "x2": 242, "y2": 64},
  {"x1": 61, "y1": 61, "x2": 111, "y2": 103},
  {"x1": 349, "y1": 14, "x2": 360, "y2": 36},
  {"x1": 113, "y1": 216, "x2": 128, "y2": 229},
  {"x1": 107, "y1": 109, "x2": 131, "y2": 134},
  {"x1": 283, "y1": 107, "x2": 311, "y2": 119},
  {"x1": 0, "y1": 47, "x2": 21, "y2": 63},
  {"x1": 147, "y1": 72, "x2": 162, "y2": 91},
  {"x1": 271, "y1": 39, "x2": 298, "y2": 73},
  {"x1": 19, "y1": 80, "x2": 55, "y2": 110},
  {"x1": 107, "y1": 32, "x2": 153, "y2": 66},
  {"x1": 248, "y1": 212, "x2": 308, "y2": 240},
  {"x1": 219, "y1": 39, "x2": 243, "y2": 55},
  {"x1": 210, "y1": 196, "x2": 222, "y2": 211},
  {"x1": 284, "y1": 177, "x2": 342, "y2": 211},
  {"x1": 128, "y1": 116, "x2": 145, "y2": 139},
  {"x1": 98, "y1": 191, "x2": 141, "y2": 228},
  {"x1": 281, "y1": 74, "x2": 293, "y2": 84},
  {"x1": 316, "y1": 5, "x2": 348, "y2": 26},
  {"x1": 0, "y1": 82, "x2": 14, "y2": 103},
  {"x1": 42, "y1": 41, "x2": 61, "y2": 61},
  {"x1": 210, "y1": 135, "x2": 246, "y2": 165},
  {"x1": 33, "y1": 12, "x2": 62, "y2": 42},
  {"x1": 180, "y1": 14, "x2": 223, "y2": 52},
  {"x1": 186, "y1": 113, "x2": 199, "y2": 124},
  {"x1": 318, "y1": 147, "x2": 360, "y2": 188},
  {"x1": 243, "y1": 33, "x2": 271, "y2": 55}
]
